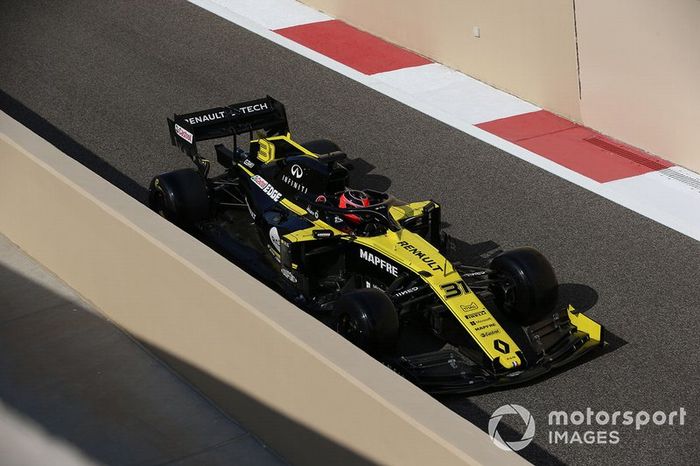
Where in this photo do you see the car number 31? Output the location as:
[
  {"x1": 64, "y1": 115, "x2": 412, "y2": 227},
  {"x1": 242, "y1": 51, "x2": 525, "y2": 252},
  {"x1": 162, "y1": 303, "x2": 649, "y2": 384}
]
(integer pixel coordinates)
[{"x1": 440, "y1": 280, "x2": 469, "y2": 298}]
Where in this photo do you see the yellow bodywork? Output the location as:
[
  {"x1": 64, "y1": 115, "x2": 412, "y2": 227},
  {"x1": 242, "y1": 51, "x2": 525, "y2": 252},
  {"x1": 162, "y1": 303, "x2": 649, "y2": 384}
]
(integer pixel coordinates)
[
  {"x1": 253, "y1": 134, "x2": 319, "y2": 163},
  {"x1": 567, "y1": 305, "x2": 603, "y2": 343},
  {"x1": 388, "y1": 201, "x2": 433, "y2": 222},
  {"x1": 356, "y1": 230, "x2": 523, "y2": 368}
]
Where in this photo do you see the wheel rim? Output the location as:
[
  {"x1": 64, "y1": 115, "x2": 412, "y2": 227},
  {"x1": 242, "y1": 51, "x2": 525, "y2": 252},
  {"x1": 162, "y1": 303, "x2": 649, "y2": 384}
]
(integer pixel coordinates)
[
  {"x1": 492, "y1": 277, "x2": 517, "y2": 317},
  {"x1": 155, "y1": 190, "x2": 167, "y2": 217},
  {"x1": 149, "y1": 183, "x2": 168, "y2": 218},
  {"x1": 336, "y1": 314, "x2": 361, "y2": 344},
  {"x1": 502, "y1": 281, "x2": 516, "y2": 313}
]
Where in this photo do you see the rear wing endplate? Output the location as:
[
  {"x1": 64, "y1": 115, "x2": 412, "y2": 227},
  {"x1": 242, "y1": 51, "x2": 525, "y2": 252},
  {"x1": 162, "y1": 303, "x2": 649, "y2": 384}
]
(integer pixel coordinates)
[{"x1": 167, "y1": 96, "x2": 288, "y2": 163}]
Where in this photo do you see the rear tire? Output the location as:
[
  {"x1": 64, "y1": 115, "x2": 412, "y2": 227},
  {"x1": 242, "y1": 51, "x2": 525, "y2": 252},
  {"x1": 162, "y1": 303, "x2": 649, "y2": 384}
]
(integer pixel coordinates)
[
  {"x1": 334, "y1": 288, "x2": 399, "y2": 354},
  {"x1": 489, "y1": 247, "x2": 558, "y2": 325},
  {"x1": 148, "y1": 169, "x2": 209, "y2": 228}
]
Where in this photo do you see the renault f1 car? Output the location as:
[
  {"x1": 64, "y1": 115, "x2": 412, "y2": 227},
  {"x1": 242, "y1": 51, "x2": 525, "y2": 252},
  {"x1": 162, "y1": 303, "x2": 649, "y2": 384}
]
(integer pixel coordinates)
[{"x1": 149, "y1": 96, "x2": 604, "y2": 394}]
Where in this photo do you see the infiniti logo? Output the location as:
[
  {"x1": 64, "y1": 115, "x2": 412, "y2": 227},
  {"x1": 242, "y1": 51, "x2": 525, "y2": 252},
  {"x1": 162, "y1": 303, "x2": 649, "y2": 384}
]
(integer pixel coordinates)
[{"x1": 290, "y1": 164, "x2": 303, "y2": 179}]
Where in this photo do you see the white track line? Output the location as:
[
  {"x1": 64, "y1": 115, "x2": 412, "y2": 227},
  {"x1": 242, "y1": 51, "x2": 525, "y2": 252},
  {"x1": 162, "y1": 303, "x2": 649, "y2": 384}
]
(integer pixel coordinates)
[
  {"x1": 373, "y1": 65, "x2": 540, "y2": 124},
  {"x1": 189, "y1": 0, "x2": 700, "y2": 241},
  {"x1": 203, "y1": 0, "x2": 331, "y2": 29}
]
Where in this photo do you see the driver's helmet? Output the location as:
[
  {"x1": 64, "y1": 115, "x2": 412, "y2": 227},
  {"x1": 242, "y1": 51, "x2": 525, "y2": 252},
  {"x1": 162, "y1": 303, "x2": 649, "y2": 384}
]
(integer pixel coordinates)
[{"x1": 338, "y1": 189, "x2": 370, "y2": 224}]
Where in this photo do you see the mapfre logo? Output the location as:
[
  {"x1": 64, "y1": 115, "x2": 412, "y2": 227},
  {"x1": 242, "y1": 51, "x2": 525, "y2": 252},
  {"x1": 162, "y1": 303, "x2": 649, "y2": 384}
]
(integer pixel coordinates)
[{"x1": 488, "y1": 404, "x2": 536, "y2": 451}]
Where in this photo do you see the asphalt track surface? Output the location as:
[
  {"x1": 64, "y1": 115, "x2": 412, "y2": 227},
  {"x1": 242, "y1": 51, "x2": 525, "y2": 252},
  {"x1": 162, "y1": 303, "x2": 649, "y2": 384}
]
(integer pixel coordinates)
[{"x1": 1, "y1": 1, "x2": 698, "y2": 465}]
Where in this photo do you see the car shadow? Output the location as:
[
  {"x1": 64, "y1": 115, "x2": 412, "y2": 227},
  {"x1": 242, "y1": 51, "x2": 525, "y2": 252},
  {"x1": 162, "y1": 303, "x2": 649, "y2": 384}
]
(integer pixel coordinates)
[
  {"x1": 442, "y1": 234, "x2": 503, "y2": 267},
  {"x1": 345, "y1": 157, "x2": 392, "y2": 192},
  {"x1": 441, "y1": 396, "x2": 568, "y2": 465},
  {"x1": 557, "y1": 283, "x2": 599, "y2": 313},
  {"x1": 444, "y1": 236, "x2": 609, "y2": 318}
]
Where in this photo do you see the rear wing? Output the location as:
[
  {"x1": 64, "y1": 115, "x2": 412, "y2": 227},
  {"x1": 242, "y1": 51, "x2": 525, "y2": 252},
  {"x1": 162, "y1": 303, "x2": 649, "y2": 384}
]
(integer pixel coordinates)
[{"x1": 167, "y1": 96, "x2": 288, "y2": 163}]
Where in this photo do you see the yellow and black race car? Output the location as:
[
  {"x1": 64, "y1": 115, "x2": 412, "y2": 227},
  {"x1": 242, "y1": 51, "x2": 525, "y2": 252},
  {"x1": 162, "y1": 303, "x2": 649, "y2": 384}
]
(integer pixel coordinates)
[{"x1": 149, "y1": 96, "x2": 604, "y2": 394}]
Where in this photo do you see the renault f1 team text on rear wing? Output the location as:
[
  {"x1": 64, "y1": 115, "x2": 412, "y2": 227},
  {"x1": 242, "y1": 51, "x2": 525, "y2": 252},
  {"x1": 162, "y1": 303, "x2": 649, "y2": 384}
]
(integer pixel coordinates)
[{"x1": 167, "y1": 96, "x2": 289, "y2": 169}]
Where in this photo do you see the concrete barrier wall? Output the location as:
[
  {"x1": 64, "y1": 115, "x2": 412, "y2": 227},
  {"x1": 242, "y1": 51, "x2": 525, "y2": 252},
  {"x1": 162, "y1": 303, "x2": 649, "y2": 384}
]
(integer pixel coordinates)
[
  {"x1": 300, "y1": 0, "x2": 581, "y2": 120},
  {"x1": 0, "y1": 112, "x2": 528, "y2": 465},
  {"x1": 576, "y1": 0, "x2": 700, "y2": 172},
  {"x1": 300, "y1": 0, "x2": 700, "y2": 172}
]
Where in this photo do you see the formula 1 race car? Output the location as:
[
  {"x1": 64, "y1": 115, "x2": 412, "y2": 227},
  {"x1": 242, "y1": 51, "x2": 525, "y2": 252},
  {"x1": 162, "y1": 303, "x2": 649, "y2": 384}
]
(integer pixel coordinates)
[{"x1": 149, "y1": 96, "x2": 604, "y2": 394}]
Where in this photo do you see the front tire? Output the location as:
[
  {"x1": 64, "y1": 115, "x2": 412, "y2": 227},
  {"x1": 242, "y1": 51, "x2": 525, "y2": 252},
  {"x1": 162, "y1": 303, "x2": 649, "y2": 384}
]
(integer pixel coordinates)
[
  {"x1": 489, "y1": 247, "x2": 558, "y2": 325},
  {"x1": 148, "y1": 169, "x2": 209, "y2": 228},
  {"x1": 334, "y1": 288, "x2": 399, "y2": 354}
]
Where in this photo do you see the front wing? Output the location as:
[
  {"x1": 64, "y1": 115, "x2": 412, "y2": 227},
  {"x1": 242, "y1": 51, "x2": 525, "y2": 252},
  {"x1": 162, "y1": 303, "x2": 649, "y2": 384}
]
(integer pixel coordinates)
[{"x1": 386, "y1": 306, "x2": 604, "y2": 395}]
